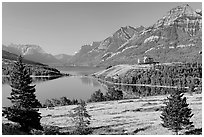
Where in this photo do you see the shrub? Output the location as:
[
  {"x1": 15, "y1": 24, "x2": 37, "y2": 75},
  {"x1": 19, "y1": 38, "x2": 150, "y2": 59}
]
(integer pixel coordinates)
[
  {"x1": 2, "y1": 123, "x2": 27, "y2": 135},
  {"x1": 31, "y1": 125, "x2": 62, "y2": 135},
  {"x1": 59, "y1": 96, "x2": 72, "y2": 106},
  {"x1": 43, "y1": 99, "x2": 54, "y2": 107}
]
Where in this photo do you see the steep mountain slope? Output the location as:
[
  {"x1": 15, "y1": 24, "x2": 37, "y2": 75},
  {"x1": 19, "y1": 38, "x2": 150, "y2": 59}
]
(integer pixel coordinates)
[
  {"x1": 68, "y1": 26, "x2": 145, "y2": 66},
  {"x1": 68, "y1": 4, "x2": 202, "y2": 67}
]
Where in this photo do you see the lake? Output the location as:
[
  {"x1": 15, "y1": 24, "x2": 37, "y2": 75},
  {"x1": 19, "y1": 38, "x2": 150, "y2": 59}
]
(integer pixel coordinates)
[
  {"x1": 2, "y1": 66, "x2": 107, "y2": 107},
  {"x1": 2, "y1": 66, "x2": 183, "y2": 107}
]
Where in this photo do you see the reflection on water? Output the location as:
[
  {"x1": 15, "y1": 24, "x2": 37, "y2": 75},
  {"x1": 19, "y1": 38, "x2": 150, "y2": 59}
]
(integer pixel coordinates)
[
  {"x1": 56, "y1": 66, "x2": 105, "y2": 76},
  {"x1": 2, "y1": 76, "x2": 107, "y2": 107},
  {"x1": 99, "y1": 82, "x2": 188, "y2": 99},
  {"x1": 2, "y1": 74, "x2": 187, "y2": 107},
  {"x1": 2, "y1": 76, "x2": 10, "y2": 85},
  {"x1": 80, "y1": 77, "x2": 101, "y2": 87},
  {"x1": 32, "y1": 76, "x2": 62, "y2": 83}
]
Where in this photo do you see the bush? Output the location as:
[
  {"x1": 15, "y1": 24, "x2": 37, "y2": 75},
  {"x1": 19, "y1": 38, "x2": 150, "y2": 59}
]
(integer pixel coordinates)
[
  {"x1": 43, "y1": 99, "x2": 54, "y2": 107},
  {"x1": 42, "y1": 97, "x2": 78, "y2": 107},
  {"x1": 59, "y1": 96, "x2": 72, "y2": 106},
  {"x1": 31, "y1": 125, "x2": 62, "y2": 135},
  {"x1": 2, "y1": 123, "x2": 28, "y2": 135}
]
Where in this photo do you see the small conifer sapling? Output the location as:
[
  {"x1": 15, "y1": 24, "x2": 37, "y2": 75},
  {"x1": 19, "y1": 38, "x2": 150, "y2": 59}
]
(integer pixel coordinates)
[{"x1": 71, "y1": 100, "x2": 91, "y2": 135}]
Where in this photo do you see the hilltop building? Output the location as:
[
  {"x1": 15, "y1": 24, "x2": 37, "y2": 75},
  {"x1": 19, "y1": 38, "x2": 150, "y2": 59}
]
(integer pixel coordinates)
[{"x1": 138, "y1": 56, "x2": 156, "y2": 64}]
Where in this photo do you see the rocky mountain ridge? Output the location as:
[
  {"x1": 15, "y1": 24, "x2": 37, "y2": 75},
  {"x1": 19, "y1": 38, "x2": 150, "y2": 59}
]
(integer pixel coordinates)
[
  {"x1": 68, "y1": 4, "x2": 202, "y2": 67},
  {"x1": 3, "y1": 4, "x2": 201, "y2": 67}
]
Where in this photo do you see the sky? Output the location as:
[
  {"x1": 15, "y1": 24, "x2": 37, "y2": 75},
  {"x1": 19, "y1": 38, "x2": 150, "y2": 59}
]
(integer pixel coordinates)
[{"x1": 2, "y1": 2, "x2": 202, "y2": 55}]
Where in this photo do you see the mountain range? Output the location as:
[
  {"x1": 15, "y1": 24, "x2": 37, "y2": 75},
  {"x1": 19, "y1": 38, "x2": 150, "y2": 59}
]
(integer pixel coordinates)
[
  {"x1": 2, "y1": 4, "x2": 202, "y2": 67},
  {"x1": 2, "y1": 50, "x2": 46, "y2": 66},
  {"x1": 68, "y1": 4, "x2": 202, "y2": 66},
  {"x1": 2, "y1": 44, "x2": 72, "y2": 66}
]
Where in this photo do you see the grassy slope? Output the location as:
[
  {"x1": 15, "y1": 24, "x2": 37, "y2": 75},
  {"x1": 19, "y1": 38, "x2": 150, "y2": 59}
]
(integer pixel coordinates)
[
  {"x1": 34, "y1": 93, "x2": 201, "y2": 135},
  {"x1": 94, "y1": 64, "x2": 152, "y2": 78}
]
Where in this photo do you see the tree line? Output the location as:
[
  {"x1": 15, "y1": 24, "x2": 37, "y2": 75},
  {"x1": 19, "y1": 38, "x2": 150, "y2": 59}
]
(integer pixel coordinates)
[
  {"x1": 42, "y1": 97, "x2": 79, "y2": 108},
  {"x1": 98, "y1": 63, "x2": 202, "y2": 89},
  {"x1": 2, "y1": 63, "x2": 63, "y2": 76},
  {"x1": 42, "y1": 87, "x2": 123, "y2": 107}
]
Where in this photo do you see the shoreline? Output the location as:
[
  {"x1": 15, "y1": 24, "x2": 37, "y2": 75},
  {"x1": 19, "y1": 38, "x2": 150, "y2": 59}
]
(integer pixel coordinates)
[{"x1": 2, "y1": 74, "x2": 70, "y2": 78}]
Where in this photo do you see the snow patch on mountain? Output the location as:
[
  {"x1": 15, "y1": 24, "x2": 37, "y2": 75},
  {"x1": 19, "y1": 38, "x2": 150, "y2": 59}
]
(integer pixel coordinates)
[
  {"x1": 177, "y1": 43, "x2": 195, "y2": 48},
  {"x1": 145, "y1": 47, "x2": 156, "y2": 53},
  {"x1": 169, "y1": 46, "x2": 175, "y2": 49},
  {"x1": 144, "y1": 36, "x2": 159, "y2": 43},
  {"x1": 106, "y1": 52, "x2": 120, "y2": 60},
  {"x1": 121, "y1": 45, "x2": 138, "y2": 52},
  {"x1": 88, "y1": 48, "x2": 99, "y2": 54}
]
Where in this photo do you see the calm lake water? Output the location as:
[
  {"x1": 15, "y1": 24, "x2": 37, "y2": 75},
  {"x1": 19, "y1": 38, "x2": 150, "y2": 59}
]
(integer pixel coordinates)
[
  {"x1": 2, "y1": 66, "x2": 181, "y2": 107},
  {"x1": 2, "y1": 67, "x2": 107, "y2": 107}
]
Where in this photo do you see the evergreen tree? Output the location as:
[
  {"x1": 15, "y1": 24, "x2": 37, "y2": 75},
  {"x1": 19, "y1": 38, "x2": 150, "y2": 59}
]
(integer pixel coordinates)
[
  {"x1": 71, "y1": 99, "x2": 79, "y2": 105},
  {"x1": 88, "y1": 89, "x2": 105, "y2": 102},
  {"x1": 160, "y1": 89, "x2": 194, "y2": 135},
  {"x1": 59, "y1": 96, "x2": 71, "y2": 106},
  {"x1": 105, "y1": 86, "x2": 123, "y2": 101},
  {"x1": 2, "y1": 56, "x2": 43, "y2": 133},
  {"x1": 43, "y1": 99, "x2": 54, "y2": 108},
  {"x1": 71, "y1": 100, "x2": 91, "y2": 135}
]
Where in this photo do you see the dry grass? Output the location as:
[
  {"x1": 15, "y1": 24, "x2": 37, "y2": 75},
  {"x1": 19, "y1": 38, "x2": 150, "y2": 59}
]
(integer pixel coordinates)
[
  {"x1": 34, "y1": 93, "x2": 202, "y2": 135},
  {"x1": 94, "y1": 64, "x2": 151, "y2": 78},
  {"x1": 2, "y1": 93, "x2": 201, "y2": 135}
]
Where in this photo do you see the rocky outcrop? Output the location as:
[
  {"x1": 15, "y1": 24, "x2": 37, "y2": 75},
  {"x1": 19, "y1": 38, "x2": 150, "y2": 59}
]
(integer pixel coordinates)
[{"x1": 153, "y1": 4, "x2": 202, "y2": 36}]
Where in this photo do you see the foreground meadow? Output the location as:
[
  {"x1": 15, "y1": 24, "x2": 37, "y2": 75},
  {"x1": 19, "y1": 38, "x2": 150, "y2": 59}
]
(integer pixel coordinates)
[{"x1": 36, "y1": 92, "x2": 201, "y2": 135}]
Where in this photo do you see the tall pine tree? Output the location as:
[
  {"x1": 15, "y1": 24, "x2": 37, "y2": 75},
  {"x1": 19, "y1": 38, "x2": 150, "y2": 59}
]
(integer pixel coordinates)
[
  {"x1": 2, "y1": 56, "x2": 43, "y2": 133},
  {"x1": 160, "y1": 88, "x2": 194, "y2": 135}
]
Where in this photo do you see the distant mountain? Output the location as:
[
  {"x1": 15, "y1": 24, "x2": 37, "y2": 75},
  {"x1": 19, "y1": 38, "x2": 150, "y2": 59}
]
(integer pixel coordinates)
[
  {"x1": 2, "y1": 50, "x2": 46, "y2": 66},
  {"x1": 2, "y1": 44, "x2": 71, "y2": 65},
  {"x1": 68, "y1": 4, "x2": 202, "y2": 67},
  {"x1": 54, "y1": 54, "x2": 72, "y2": 64},
  {"x1": 2, "y1": 50, "x2": 64, "y2": 76}
]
